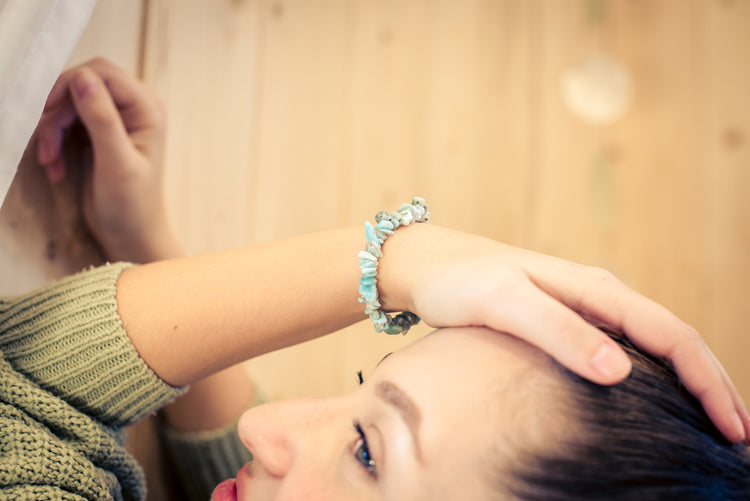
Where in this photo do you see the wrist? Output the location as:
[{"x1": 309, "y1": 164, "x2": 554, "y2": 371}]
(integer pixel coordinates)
[
  {"x1": 101, "y1": 217, "x2": 183, "y2": 263},
  {"x1": 376, "y1": 222, "x2": 424, "y2": 314},
  {"x1": 358, "y1": 199, "x2": 430, "y2": 334}
]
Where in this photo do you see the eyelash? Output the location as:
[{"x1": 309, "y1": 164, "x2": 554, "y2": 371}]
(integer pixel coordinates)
[
  {"x1": 353, "y1": 371, "x2": 377, "y2": 479},
  {"x1": 353, "y1": 420, "x2": 378, "y2": 479}
]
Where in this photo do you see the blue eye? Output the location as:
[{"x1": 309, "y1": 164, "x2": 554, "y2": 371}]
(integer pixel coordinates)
[{"x1": 353, "y1": 421, "x2": 378, "y2": 479}]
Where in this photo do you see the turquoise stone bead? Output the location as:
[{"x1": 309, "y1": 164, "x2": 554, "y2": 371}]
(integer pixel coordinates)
[
  {"x1": 375, "y1": 220, "x2": 394, "y2": 231},
  {"x1": 361, "y1": 267, "x2": 377, "y2": 278},
  {"x1": 369, "y1": 311, "x2": 387, "y2": 331},
  {"x1": 365, "y1": 240, "x2": 382, "y2": 257},
  {"x1": 358, "y1": 250, "x2": 377, "y2": 261},
  {"x1": 377, "y1": 231, "x2": 394, "y2": 238},
  {"x1": 359, "y1": 276, "x2": 376, "y2": 286},
  {"x1": 374, "y1": 210, "x2": 390, "y2": 222},
  {"x1": 364, "y1": 221, "x2": 378, "y2": 242},
  {"x1": 359, "y1": 282, "x2": 377, "y2": 302}
]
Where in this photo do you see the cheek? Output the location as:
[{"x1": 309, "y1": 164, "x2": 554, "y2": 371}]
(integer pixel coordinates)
[
  {"x1": 416, "y1": 415, "x2": 494, "y2": 500},
  {"x1": 417, "y1": 392, "x2": 498, "y2": 489}
]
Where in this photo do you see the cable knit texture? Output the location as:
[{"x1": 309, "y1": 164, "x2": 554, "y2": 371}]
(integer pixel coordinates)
[{"x1": 0, "y1": 263, "x2": 185, "y2": 501}]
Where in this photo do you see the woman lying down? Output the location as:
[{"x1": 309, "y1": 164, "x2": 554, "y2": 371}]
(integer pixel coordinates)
[
  {"x1": 9, "y1": 58, "x2": 747, "y2": 501},
  {"x1": 210, "y1": 326, "x2": 750, "y2": 501}
]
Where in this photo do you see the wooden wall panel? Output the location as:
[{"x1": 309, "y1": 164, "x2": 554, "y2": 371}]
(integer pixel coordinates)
[
  {"x1": 136, "y1": 0, "x2": 750, "y2": 402},
  {"x1": 695, "y1": 0, "x2": 750, "y2": 393},
  {"x1": 1, "y1": 0, "x2": 747, "y2": 412},
  {"x1": 141, "y1": 0, "x2": 263, "y2": 255},
  {"x1": 530, "y1": 2, "x2": 706, "y2": 314},
  {"x1": 66, "y1": 0, "x2": 146, "y2": 71}
]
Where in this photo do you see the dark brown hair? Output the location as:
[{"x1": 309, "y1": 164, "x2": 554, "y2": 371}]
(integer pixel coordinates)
[{"x1": 502, "y1": 330, "x2": 750, "y2": 501}]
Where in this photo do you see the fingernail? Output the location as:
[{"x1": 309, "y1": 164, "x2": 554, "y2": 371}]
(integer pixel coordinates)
[
  {"x1": 724, "y1": 412, "x2": 747, "y2": 443},
  {"x1": 590, "y1": 339, "x2": 631, "y2": 380},
  {"x1": 73, "y1": 70, "x2": 98, "y2": 99},
  {"x1": 732, "y1": 412, "x2": 746, "y2": 442}
]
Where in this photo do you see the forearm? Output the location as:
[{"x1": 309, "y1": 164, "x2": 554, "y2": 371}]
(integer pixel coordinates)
[{"x1": 117, "y1": 226, "x2": 371, "y2": 386}]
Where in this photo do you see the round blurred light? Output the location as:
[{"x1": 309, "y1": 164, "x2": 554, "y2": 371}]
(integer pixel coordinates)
[{"x1": 561, "y1": 53, "x2": 632, "y2": 125}]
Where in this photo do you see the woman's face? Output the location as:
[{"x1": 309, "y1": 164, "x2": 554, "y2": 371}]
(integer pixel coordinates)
[{"x1": 213, "y1": 327, "x2": 559, "y2": 501}]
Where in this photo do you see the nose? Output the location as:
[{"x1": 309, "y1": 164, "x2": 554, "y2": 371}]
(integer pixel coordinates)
[{"x1": 237, "y1": 397, "x2": 342, "y2": 478}]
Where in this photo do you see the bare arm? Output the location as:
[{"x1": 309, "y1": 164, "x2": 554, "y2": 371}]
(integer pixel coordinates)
[
  {"x1": 116, "y1": 227, "x2": 365, "y2": 386},
  {"x1": 116, "y1": 222, "x2": 749, "y2": 443}
]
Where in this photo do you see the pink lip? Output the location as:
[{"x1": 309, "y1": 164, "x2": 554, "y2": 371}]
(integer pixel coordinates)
[{"x1": 211, "y1": 478, "x2": 237, "y2": 501}]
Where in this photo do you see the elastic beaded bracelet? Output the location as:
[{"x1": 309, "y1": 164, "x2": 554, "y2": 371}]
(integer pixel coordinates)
[{"x1": 358, "y1": 197, "x2": 430, "y2": 335}]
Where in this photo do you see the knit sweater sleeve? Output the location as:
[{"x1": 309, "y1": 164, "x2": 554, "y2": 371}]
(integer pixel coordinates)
[
  {"x1": 161, "y1": 421, "x2": 254, "y2": 501},
  {"x1": 0, "y1": 262, "x2": 185, "y2": 427}
]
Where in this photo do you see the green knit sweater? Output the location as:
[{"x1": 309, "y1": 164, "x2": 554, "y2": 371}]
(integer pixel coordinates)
[{"x1": 0, "y1": 263, "x2": 252, "y2": 501}]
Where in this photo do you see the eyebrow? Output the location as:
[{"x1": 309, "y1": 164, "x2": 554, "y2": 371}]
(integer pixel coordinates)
[{"x1": 375, "y1": 380, "x2": 424, "y2": 463}]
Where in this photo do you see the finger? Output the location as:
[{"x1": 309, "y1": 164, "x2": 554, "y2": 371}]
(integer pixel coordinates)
[
  {"x1": 69, "y1": 68, "x2": 131, "y2": 161},
  {"x1": 709, "y1": 350, "x2": 749, "y2": 442},
  {"x1": 607, "y1": 296, "x2": 747, "y2": 442},
  {"x1": 522, "y1": 258, "x2": 688, "y2": 360},
  {"x1": 44, "y1": 68, "x2": 78, "y2": 113},
  {"x1": 666, "y1": 334, "x2": 746, "y2": 443},
  {"x1": 47, "y1": 58, "x2": 162, "y2": 132},
  {"x1": 35, "y1": 99, "x2": 78, "y2": 182},
  {"x1": 527, "y1": 260, "x2": 749, "y2": 443},
  {"x1": 477, "y1": 275, "x2": 633, "y2": 384},
  {"x1": 45, "y1": 59, "x2": 127, "y2": 111}
]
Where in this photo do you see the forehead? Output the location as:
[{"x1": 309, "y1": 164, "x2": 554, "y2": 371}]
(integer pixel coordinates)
[
  {"x1": 384, "y1": 327, "x2": 547, "y2": 379},
  {"x1": 371, "y1": 328, "x2": 552, "y2": 500}
]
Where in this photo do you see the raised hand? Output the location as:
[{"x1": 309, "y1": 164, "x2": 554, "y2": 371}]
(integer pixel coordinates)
[
  {"x1": 34, "y1": 58, "x2": 180, "y2": 263},
  {"x1": 377, "y1": 224, "x2": 750, "y2": 443}
]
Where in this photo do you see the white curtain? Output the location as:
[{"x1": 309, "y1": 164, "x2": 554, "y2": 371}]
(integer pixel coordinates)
[{"x1": 0, "y1": 0, "x2": 96, "y2": 205}]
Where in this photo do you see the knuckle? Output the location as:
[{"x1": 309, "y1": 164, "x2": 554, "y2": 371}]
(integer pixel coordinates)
[
  {"x1": 87, "y1": 105, "x2": 119, "y2": 131},
  {"x1": 683, "y1": 324, "x2": 703, "y2": 345},
  {"x1": 554, "y1": 317, "x2": 583, "y2": 345},
  {"x1": 669, "y1": 325, "x2": 706, "y2": 363},
  {"x1": 89, "y1": 56, "x2": 112, "y2": 69}
]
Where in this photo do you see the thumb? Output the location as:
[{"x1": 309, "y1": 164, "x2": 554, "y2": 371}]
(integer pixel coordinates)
[{"x1": 69, "y1": 67, "x2": 131, "y2": 162}]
